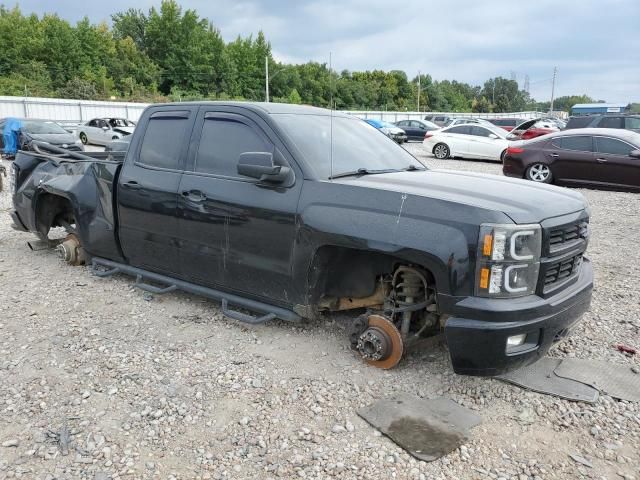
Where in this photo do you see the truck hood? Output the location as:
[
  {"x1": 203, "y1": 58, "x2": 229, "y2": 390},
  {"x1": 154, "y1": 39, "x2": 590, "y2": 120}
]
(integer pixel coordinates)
[{"x1": 336, "y1": 169, "x2": 587, "y2": 224}]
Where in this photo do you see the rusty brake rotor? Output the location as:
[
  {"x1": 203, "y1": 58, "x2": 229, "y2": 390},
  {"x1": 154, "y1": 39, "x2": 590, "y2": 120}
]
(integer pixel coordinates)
[{"x1": 356, "y1": 314, "x2": 404, "y2": 369}]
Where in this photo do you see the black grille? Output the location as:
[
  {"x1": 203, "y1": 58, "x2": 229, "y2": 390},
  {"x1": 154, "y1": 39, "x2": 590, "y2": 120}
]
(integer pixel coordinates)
[
  {"x1": 548, "y1": 221, "x2": 588, "y2": 252},
  {"x1": 544, "y1": 254, "x2": 582, "y2": 287}
]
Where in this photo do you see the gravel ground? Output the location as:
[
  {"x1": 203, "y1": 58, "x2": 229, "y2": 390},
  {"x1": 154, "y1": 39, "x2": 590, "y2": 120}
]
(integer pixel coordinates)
[{"x1": 0, "y1": 143, "x2": 639, "y2": 480}]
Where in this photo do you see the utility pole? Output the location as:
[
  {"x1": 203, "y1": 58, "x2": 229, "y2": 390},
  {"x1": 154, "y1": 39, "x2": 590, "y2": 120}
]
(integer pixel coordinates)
[
  {"x1": 550, "y1": 67, "x2": 557, "y2": 113},
  {"x1": 265, "y1": 56, "x2": 269, "y2": 103},
  {"x1": 417, "y1": 70, "x2": 421, "y2": 112}
]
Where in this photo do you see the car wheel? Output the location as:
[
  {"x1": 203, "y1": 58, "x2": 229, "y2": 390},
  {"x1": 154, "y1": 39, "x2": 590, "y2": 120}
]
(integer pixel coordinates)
[
  {"x1": 526, "y1": 163, "x2": 553, "y2": 183},
  {"x1": 433, "y1": 143, "x2": 450, "y2": 159},
  {"x1": 79, "y1": 132, "x2": 88, "y2": 145}
]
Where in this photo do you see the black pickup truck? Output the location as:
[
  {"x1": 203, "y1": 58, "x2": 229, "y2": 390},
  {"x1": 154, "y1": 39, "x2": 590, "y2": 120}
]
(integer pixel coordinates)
[{"x1": 9, "y1": 102, "x2": 593, "y2": 375}]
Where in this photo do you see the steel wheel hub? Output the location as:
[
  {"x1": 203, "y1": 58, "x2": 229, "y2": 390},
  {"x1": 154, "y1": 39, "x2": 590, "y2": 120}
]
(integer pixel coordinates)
[
  {"x1": 357, "y1": 327, "x2": 391, "y2": 361},
  {"x1": 355, "y1": 314, "x2": 404, "y2": 369}
]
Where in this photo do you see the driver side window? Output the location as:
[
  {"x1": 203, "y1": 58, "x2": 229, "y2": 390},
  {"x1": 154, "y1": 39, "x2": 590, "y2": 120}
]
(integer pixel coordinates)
[{"x1": 195, "y1": 116, "x2": 273, "y2": 178}]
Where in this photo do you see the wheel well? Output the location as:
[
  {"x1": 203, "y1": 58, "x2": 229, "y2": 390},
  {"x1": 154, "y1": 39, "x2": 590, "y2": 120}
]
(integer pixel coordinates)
[
  {"x1": 35, "y1": 193, "x2": 76, "y2": 239},
  {"x1": 308, "y1": 245, "x2": 436, "y2": 306}
]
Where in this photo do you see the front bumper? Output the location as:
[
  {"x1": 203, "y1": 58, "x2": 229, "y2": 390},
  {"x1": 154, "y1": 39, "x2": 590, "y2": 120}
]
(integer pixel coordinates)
[
  {"x1": 444, "y1": 258, "x2": 593, "y2": 376},
  {"x1": 390, "y1": 133, "x2": 407, "y2": 143}
]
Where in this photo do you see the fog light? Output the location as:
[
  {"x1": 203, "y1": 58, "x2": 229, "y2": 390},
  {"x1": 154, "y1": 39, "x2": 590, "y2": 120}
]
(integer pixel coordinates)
[{"x1": 506, "y1": 334, "x2": 527, "y2": 347}]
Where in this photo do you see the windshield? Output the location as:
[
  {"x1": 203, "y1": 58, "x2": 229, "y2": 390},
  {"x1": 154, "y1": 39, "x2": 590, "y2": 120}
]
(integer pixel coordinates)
[
  {"x1": 273, "y1": 114, "x2": 424, "y2": 179},
  {"x1": 22, "y1": 120, "x2": 68, "y2": 135}
]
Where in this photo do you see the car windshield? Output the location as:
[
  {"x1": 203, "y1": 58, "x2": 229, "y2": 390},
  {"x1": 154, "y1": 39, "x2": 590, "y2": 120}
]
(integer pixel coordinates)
[
  {"x1": 273, "y1": 114, "x2": 424, "y2": 179},
  {"x1": 22, "y1": 120, "x2": 68, "y2": 135},
  {"x1": 109, "y1": 118, "x2": 135, "y2": 127}
]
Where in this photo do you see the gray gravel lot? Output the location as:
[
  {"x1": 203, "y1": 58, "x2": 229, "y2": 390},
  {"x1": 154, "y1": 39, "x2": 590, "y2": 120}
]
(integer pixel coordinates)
[{"x1": 0, "y1": 143, "x2": 638, "y2": 480}]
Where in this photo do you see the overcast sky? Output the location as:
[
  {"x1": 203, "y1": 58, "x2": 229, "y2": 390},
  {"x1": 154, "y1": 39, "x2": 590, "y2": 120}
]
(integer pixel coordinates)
[{"x1": 13, "y1": 0, "x2": 640, "y2": 103}]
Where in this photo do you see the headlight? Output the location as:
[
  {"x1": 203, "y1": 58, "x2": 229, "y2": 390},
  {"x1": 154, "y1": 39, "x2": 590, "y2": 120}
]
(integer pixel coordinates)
[
  {"x1": 381, "y1": 127, "x2": 391, "y2": 135},
  {"x1": 476, "y1": 223, "x2": 541, "y2": 298}
]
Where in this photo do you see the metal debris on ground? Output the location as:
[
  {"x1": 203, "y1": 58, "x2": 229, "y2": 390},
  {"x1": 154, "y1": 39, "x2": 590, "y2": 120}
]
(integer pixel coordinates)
[
  {"x1": 569, "y1": 453, "x2": 593, "y2": 468},
  {"x1": 615, "y1": 344, "x2": 637, "y2": 355},
  {"x1": 47, "y1": 424, "x2": 72, "y2": 456},
  {"x1": 357, "y1": 393, "x2": 481, "y2": 462},
  {"x1": 554, "y1": 358, "x2": 640, "y2": 403},
  {"x1": 496, "y1": 357, "x2": 599, "y2": 403}
]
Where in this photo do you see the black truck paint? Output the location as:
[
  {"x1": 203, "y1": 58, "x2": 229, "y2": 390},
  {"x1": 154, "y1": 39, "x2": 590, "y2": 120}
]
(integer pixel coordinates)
[{"x1": 9, "y1": 102, "x2": 593, "y2": 375}]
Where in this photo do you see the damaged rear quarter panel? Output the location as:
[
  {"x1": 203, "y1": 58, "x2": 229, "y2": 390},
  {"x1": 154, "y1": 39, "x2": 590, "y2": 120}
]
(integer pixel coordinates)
[{"x1": 16, "y1": 156, "x2": 123, "y2": 261}]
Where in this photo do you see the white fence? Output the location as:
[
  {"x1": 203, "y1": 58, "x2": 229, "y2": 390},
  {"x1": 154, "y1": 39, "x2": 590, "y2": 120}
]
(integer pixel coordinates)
[
  {"x1": 0, "y1": 96, "x2": 149, "y2": 123},
  {"x1": 345, "y1": 110, "x2": 564, "y2": 121},
  {"x1": 0, "y1": 95, "x2": 565, "y2": 123}
]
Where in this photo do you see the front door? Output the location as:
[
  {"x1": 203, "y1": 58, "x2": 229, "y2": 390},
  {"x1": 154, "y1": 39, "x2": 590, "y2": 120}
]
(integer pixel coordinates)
[
  {"x1": 117, "y1": 107, "x2": 197, "y2": 275},
  {"x1": 545, "y1": 135, "x2": 595, "y2": 184},
  {"x1": 593, "y1": 136, "x2": 640, "y2": 190},
  {"x1": 176, "y1": 108, "x2": 301, "y2": 305}
]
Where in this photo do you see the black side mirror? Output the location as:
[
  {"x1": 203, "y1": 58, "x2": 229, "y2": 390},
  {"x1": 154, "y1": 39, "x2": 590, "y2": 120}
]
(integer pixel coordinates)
[
  {"x1": 237, "y1": 152, "x2": 290, "y2": 183},
  {"x1": 630, "y1": 149, "x2": 640, "y2": 158}
]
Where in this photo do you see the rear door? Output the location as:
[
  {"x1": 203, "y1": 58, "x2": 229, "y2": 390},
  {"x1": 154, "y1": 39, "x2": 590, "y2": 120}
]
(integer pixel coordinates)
[
  {"x1": 117, "y1": 106, "x2": 197, "y2": 275},
  {"x1": 441, "y1": 125, "x2": 471, "y2": 156},
  {"x1": 545, "y1": 135, "x2": 595, "y2": 183},
  {"x1": 176, "y1": 107, "x2": 302, "y2": 304},
  {"x1": 593, "y1": 136, "x2": 640, "y2": 189}
]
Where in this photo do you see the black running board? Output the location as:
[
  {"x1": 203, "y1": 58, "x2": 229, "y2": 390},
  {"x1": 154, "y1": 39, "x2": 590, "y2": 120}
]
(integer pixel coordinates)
[{"x1": 90, "y1": 257, "x2": 300, "y2": 324}]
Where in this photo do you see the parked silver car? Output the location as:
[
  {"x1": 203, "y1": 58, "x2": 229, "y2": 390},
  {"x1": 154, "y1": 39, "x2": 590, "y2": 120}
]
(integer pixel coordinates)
[{"x1": 77, "y1": 118, "x2": 136, "y2": 146}]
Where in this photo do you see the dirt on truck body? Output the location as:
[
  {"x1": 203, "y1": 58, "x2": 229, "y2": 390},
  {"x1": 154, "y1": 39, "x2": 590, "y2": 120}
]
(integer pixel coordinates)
[{"x1": 9, "y1": 102, "x2": 593, "y2": 375}]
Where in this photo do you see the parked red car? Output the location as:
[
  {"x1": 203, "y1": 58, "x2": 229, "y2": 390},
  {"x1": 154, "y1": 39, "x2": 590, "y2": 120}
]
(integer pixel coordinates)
[{"x1": 508, "y1": 118, "x2": 559, "y2": 140}]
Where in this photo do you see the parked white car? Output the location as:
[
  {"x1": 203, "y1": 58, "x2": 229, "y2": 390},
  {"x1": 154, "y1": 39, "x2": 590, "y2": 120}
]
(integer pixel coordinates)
[
  {"x1": 77, "y1": 118, "x2": 136, "y2": 146},
  {"x1": 423, "y1": 123, "x2": 511, "y2": 162}
]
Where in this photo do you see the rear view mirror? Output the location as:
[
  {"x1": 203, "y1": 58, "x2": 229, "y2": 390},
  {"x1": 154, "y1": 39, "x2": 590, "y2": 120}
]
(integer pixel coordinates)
[
  {"x1": 237, "y1": 152, "x2": 290, "y2": 183},
  {"x1": 630, "y1": 149, "x2": 640, "y2": 158}
]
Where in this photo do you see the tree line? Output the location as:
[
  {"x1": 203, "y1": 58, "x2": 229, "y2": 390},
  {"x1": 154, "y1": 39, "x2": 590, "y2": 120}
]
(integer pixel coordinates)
[{"x1": 0, "y1": 1, "x2": 601, "y2": 113}]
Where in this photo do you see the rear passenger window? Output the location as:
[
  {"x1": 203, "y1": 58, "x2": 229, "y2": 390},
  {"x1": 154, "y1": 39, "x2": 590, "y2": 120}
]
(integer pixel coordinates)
[
  {"x1": 625, "y1": 117, "x2": 640, "y2": 129},
  {"x1": 139, "y1": 116, "x2": 189, "y2": 169},
  {"x1": 558, "y1": 136, "x2": 592, "y2": 152},
  {"x1": 447, "y1": 126, "x2": 471, "y2": 135},
  {"x1": 598, "y1": 116, "x2": 623, "y2": 129},
  {"x1": 195, "y1": 118, "x2": 271, "y2": 177},
  {"x1": 596, "y1": 137, "x2": 634, "y2": 156}
]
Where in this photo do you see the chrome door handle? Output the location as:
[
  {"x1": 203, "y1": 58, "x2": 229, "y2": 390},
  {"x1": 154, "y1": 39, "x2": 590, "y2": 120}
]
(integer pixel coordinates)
[
  {"x1": 549, "y1": 153, "x2": 559, "y2": 158},
  {"x1": 596, "y1": 158, "x2": 608, "y2": 163}
]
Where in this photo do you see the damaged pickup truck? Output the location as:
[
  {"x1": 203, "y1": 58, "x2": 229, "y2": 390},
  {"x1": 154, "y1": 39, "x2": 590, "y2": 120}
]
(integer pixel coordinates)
[{"x1": 9, "y1": 102, "x2": 593, "y2": 375}]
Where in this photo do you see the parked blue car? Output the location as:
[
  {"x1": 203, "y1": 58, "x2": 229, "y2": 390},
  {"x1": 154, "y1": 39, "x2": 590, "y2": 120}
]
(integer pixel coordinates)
[{"x1": 364, "y1": 119, "x2": 408, "y2": 143}]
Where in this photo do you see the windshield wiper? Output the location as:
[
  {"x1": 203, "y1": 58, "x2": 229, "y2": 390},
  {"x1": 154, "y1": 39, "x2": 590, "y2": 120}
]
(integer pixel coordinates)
[{"x1": 328, "y1": 167, "x2": 402, "y2": 180}]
